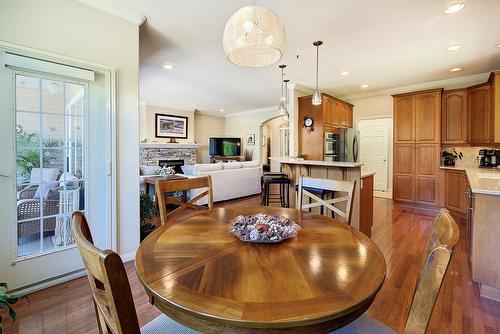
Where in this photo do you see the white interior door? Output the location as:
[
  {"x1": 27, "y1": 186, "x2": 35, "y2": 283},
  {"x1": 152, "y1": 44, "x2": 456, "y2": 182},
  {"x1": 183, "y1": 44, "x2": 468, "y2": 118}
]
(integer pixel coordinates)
[
  {"x1": 0, "y1": 50, "x2": 112, "y2": 291},
  {"x1": 358, "y1": 118, "x2": 390, "y2": 191}
]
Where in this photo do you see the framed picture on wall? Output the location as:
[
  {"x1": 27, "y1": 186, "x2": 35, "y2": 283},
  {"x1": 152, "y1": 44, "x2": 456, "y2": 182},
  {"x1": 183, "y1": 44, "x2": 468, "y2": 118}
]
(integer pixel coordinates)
[
  {"x1": 246, "y1": 134, "x2": 255, "y2": 146},
  {"x1": 155, "y1": 114, "x2": 188, "y2": 139}
]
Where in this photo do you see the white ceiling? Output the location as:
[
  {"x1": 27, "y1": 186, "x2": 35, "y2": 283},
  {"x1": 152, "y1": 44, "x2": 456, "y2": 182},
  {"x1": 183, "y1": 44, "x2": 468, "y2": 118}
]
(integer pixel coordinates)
[{"x1": 93, "y1": 0, "x2": 500, "y2": 114}]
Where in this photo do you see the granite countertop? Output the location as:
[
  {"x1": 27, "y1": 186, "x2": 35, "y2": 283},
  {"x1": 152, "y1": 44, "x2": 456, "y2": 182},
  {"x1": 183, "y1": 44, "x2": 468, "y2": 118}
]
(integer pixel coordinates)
[
  {"x1": 439, "y1": 166, "x2": 466, "y2": 171},
  {"x1": 361, "y1": 171, "x2": 376, "y2": 178},
  {"x1": 464, "y1": 167, "x2": 500, "y2": 196},
  {"x1": 272, "y1": 157, "x2": 363, "y2": 168}
]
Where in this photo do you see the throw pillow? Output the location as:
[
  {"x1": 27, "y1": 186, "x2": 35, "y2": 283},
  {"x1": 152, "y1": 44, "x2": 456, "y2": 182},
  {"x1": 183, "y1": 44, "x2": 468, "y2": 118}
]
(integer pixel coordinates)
[
  {"x1": 140, "y1": 165, "x2": 160, "y2": 176},
  {"x1": 241, "y1": 161, "x2": 259, "y2": 168},
  {"x1": 33, "y1": 181, "x2": 60, "y2": 200}
]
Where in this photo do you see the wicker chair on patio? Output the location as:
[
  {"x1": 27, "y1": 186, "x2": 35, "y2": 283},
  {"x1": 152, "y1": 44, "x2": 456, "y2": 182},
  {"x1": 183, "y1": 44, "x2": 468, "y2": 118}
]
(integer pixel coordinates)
[{"x1": 17, "y1": 189, "x2": 60, "y2": 240}]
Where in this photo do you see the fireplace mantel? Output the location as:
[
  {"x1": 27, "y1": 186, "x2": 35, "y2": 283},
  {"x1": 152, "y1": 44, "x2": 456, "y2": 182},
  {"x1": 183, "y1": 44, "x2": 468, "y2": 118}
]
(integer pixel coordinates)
[{"x1": 140, "y1": 143, "x2": 202, "y2": 149}]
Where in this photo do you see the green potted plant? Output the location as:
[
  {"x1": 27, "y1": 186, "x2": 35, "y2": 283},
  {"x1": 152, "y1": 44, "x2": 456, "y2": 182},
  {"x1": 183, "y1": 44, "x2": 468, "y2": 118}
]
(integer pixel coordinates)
[
  {"x1": 441, "y1": 148, "x2": 463, "y2": 167},
  {"x1": 0, "y1": 283, "x2": 27, "y2": 333},
  {"x1": 140, "y1": 191, "x2": 159, "y2": 241}
]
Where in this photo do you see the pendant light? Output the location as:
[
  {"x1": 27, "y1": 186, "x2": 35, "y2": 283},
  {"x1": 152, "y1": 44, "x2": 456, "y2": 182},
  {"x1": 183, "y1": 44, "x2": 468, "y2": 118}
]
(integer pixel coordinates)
[
  {"x1": 312, "y1": 40, "x2": 323, "y2": 105},
  {"x1": 283, "y1": 79, "x2": 290, "y2": 121},
  {"x1": 278, "y1": 64, "x2": 287, "y2": 115},
  {"x1": 223, "y1": 6, "x2": 286, "y2": 67}
]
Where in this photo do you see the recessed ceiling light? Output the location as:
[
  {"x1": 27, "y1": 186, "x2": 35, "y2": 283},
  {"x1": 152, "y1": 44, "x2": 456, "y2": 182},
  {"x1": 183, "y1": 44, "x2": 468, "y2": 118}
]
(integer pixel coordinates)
[
  {"x1": 447, "y1": 44, "x2": 462, "y2": 51},
  {"x1": 445, "y1": 3, "x2": 465, "y2": 14},
  {"x1": 341, "y1": 70, "x2": 350, "y2": 76},
  {"x1": 449, "y1": 67, "x2": 462, "y2": 72},
  {"x1": 361, "y1": 84, "x2": 368, "y2": 88},
  {"x1": 219, "y1": 108, "x2": 225, "y2": 112},
  {"x1": 163, "y1": 63, "x2": 174, "y2": 70}
]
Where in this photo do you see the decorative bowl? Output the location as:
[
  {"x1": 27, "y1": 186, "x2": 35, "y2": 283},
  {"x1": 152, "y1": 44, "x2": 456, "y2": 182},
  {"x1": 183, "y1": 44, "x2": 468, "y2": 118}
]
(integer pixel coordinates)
[{"x1": 228, "y1": 213, "x2": 301, "y2": 243}]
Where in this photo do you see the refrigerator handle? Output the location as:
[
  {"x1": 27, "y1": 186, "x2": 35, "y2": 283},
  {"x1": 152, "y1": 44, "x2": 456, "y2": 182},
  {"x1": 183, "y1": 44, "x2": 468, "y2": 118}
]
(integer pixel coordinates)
[{"x1": 352, "y1": 135, "x2": 359, "y2": 162}]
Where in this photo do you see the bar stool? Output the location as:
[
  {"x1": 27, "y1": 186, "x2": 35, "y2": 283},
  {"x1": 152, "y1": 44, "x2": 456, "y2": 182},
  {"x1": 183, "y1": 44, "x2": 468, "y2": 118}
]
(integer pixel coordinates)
[
  {"x1": 295, "y1": 184, "x2": 331, "y2": 215},
  {"x1": 262, "y1": 174, "x2": 291, "y2": 207}
]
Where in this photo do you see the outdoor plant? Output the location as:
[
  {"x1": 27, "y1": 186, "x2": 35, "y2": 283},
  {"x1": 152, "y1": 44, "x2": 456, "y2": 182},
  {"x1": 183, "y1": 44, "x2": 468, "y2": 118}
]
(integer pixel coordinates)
[
  {"x1": 16, "y1": 130, "x2": 62, "y2": 177},
  {"x1": 441, "y1": 148, "x2": 463, "y2": 166},
  {"x1": 140, "y1": 191, "x2": 159, "y2": 241},
  {"x1": 0, "y1": 283, "x2": 27, "y2": 333}
]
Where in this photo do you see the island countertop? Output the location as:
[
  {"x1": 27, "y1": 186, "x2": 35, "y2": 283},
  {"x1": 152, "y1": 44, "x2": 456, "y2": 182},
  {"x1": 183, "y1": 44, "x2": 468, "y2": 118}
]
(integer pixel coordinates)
[
  {"x1": 271, "y1": 157, "x2": 363, "y2": 168},
  {"x1": 465, "y1": 167, "x2": 500, "y2": 196}
]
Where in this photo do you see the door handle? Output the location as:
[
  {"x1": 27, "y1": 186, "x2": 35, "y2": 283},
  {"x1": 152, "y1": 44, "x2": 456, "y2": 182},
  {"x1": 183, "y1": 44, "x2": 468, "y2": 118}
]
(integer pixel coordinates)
[{"x1": 0, "y1": 174, "x2": 10, "y2": 177}]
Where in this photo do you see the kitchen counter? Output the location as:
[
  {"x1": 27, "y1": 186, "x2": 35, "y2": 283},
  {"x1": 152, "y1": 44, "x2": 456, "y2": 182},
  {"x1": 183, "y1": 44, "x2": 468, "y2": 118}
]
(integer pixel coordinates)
[
  {"x1": 361, "y1": 171, "x2": 376, "y2": 178},
  {"x1": 465, "y1": 167, "x2": 500, "y2": 196},
  {"x1": 271, "y1": 157, "x2": 363, "y2": 168},
  {"x1": 439, "y1": 166, "x2": 466, "y2": 171}
]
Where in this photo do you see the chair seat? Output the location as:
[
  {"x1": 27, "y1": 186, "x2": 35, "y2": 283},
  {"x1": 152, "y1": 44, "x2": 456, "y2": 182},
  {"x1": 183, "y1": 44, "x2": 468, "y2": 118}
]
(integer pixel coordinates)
[
  {"x1": 141, "y1": 314, "x2": 200, "y2": 334},
  {"x1": 263, "y1": 176, "x2": 291, "y2": 184},
  {"x1": 330, "y1": 314, "x2": 396, "y2": 334},
  {"x1": 294, "y1": 184, "x2": 330, "y2": 196}
]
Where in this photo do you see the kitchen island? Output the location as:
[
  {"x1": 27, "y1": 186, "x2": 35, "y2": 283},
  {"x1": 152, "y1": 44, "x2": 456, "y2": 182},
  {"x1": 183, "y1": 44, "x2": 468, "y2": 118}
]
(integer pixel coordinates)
[
  {"x1": 466, "y1": 167, "x2": 500, "y2": 301},
  {"x1": 273, "y1": 157, "x2": 364, "y2": 231}
]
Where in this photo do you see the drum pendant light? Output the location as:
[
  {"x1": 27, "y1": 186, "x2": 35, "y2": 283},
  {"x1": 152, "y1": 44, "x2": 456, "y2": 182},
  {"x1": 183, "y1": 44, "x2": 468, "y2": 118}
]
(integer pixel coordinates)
[
  {"x1": 312, "y1": 41, "x2": 323, "y2": 105},
  {"x1": 278, "y1": 64, "x2": 287, "y2": 115},
  {"x1": 223, "y1": 6, "x2": 286, "y2": 67}
]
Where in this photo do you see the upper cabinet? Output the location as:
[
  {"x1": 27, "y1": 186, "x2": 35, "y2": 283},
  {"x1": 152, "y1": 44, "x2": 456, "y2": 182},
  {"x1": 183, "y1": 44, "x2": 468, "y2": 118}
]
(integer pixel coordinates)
[
  {"x1": 442, "y1": 89, "x2": 468, "y2": 144},
  {"x1": 394, "y1": 89, "x2": 441, "y2": 144},
  {"x1": 468, "y1": 83, "x2": 492, "y2": 144}
]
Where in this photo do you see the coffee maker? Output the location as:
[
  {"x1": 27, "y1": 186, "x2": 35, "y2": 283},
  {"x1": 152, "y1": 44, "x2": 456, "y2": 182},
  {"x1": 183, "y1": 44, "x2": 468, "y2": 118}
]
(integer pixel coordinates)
[{"x1": 479, "y1": 149, "x2": 500, "y2": 168}]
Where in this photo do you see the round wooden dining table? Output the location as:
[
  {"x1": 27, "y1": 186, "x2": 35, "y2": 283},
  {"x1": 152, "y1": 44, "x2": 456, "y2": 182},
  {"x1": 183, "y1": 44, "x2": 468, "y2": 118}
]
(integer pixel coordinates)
[{"x1": 135, "y1": 206, "x2": 386, "y2": 333}]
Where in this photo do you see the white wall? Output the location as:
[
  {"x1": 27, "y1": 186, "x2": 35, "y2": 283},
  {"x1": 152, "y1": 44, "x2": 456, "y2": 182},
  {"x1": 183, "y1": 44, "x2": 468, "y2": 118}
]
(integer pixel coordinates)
[
  {"x1": 141, "y1": 105, "x2": 195, "y2": 143},
  {"x1": 224, "y1": 107, "x2": 278, "y2": 163},
  {"x1": 0, "y1": 0, "x2": 140, "y2": 256},
  {"x1": 194, "y1": 113, "x2": 225, "y2": 163}
]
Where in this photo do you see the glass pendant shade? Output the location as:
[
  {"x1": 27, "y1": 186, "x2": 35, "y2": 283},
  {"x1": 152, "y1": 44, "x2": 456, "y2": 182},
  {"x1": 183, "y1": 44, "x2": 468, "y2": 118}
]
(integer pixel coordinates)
[
  {"x1": 223, "y1": 6, "x2": 286, "y2": 67},
  {"x1": 278, "y1": 101, "x2": 286, "y2": 115},
  {"x1": 312, "y1": 89, "x2": 322, "y2": 105},
  {"x1": 283, "y1": 111, "x2": 289, "y2": 121}
]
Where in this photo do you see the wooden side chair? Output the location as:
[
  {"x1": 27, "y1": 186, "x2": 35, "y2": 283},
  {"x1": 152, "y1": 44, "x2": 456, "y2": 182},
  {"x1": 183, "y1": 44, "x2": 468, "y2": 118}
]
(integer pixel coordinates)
[
  {"x1": 297, "y1": 176, "x2": 356, "y2": 225},
  {"x1": 155, "y1": 176, "x2": 213, "y2": 225},
  {"x1": 332, "y1": 208, "x2": 459, "y2": 334},
  {"x1": 72, "y1": 212, "x2": 199, "y2": 334}
]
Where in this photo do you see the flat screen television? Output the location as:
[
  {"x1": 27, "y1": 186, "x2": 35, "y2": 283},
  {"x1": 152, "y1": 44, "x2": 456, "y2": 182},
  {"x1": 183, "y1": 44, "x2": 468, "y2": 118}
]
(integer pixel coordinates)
[{"x1": 209, "y1": 137, "x2": 241, "y2": 156}]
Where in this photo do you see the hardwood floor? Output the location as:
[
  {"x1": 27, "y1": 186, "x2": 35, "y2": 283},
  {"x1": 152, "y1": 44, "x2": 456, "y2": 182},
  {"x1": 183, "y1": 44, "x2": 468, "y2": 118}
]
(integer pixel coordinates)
[{"x1": 3, "y1": 196, "x2": 500, "y2": 333}]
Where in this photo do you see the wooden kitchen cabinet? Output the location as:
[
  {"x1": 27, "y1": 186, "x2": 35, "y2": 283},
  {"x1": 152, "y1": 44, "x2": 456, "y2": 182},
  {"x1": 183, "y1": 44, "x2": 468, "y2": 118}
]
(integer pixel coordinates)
[
  {"x1": 468, "y1": 83, "x2": 492, "y2": 144},
  {"x1": 415, "y1": 144, "x2": 440, "y2": 205},
  {"x1": 444, "y1": 169, "x2": 467, "y2": 216},
  {"x1": 298, "y1": 94, "x2": 354, "y2": 160},
  {"x1": 415, "y1": 91, "x2": 441, "y2": 143},
  {"x1": 393, "y1": 144, "x2": 415, "y2": 202},
  {"x1": 393, "y1": 89, "x2": 441, "y2": 207},
  {"x1": 359, "y1": 174, "x2": 374, "y2": 237},
  {"x1": 442, "y1": 89, "x2": 468, "y2": 144}
]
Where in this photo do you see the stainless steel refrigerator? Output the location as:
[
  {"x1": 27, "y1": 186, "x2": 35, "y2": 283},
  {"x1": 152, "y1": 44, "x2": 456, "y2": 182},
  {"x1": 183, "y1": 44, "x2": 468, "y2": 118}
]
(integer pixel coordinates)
[{"x1": 324, "y1": 128, "x2": 359, "y2": 162}]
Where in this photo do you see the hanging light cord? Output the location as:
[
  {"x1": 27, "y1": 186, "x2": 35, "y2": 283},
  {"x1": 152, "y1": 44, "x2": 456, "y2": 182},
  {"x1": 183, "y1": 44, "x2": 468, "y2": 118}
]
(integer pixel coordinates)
[{"x1": 315, "y1": 44, "x2": 319, "y2": 90}]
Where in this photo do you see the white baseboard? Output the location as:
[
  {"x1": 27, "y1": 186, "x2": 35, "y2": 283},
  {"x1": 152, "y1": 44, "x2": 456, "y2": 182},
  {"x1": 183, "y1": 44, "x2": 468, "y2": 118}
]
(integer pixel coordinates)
[
  {"x1": 120, "y1": 250, "x2": 137, "y2": 263},
  {"x1": 13, "y1": 269, "x2": 87, "y2": 295}
]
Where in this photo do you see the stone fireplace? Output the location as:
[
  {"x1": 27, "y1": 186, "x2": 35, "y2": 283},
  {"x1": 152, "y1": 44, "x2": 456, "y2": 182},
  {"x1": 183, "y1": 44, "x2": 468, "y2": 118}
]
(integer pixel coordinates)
[{"x1": 139, "y1": 143, "x2": 200, "y2": 168}]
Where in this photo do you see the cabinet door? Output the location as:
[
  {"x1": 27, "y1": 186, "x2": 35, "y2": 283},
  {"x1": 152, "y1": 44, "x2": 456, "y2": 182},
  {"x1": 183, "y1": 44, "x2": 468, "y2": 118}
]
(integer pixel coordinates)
[
  {"x1": 393, "y1": 144, "x2": 415, "y2": 202},
  {"x1": 444, "y1": 170, "x2": 467, "y2": 214},
  {"x1": 345, "y1": 105, "x2": 353, "y2": 128},
  {"x1": 339, "y1": 103, "x2": 348, "y2": 128},
  {"x1": 331, "y1": 100, "x2": 340, "y2": 127},
  {"x1": 468, "y1": 85, "x2": 492, "y2": 144},
  {"x1": 415, "y1": 91, "x2": 441, "y2": 143},
  {"x1": 415, "y1": 144, "x2": 439, "y2": 205},
  {"x1": 394, "y1": 95, "x2": 415, "y2": 143},
  {"x1": 323, "y1": 97, "x2": 332, "y2": 126},
  {"x1": 442, "y1": 90, "x2": 467, "y2": 144}
]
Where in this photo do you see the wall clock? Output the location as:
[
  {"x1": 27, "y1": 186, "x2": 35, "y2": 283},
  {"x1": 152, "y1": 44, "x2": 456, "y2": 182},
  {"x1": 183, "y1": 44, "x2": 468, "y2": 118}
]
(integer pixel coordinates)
[{"x1": 303, "y1": 116, "x2": 314, "y2": 131}]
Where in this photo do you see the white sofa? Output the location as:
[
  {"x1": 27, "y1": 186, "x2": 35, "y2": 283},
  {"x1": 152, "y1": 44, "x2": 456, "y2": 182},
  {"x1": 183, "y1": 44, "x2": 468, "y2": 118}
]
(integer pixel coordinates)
[{"x1": 180, "y1": 161, "x2": 262, "y2": 205}]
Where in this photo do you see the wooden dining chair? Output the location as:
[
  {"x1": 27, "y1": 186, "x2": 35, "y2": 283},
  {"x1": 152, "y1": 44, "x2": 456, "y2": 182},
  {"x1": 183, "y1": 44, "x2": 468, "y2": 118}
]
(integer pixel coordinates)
[
  {"x1": 297, "y1": 176, "x2": 356, "y2": 224},
  {"x1": 156, "y1": 175, "x2": 213, "y2": 225},
  {"x1": 332, "y1": 208, "x2": 459, "y2": 334},
  {"x1": 72, "y1": 212, "x2": 199, "y2": 334}
]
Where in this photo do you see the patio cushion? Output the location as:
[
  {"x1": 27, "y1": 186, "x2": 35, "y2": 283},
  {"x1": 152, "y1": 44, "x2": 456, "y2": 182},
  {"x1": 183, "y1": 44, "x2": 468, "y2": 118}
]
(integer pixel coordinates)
[
  {"x1": 33, "y1": 181, "x2": 59, "y2": 200},
  {"x1": 30, "y1": 168, "x2": 59, "y2": 183}
]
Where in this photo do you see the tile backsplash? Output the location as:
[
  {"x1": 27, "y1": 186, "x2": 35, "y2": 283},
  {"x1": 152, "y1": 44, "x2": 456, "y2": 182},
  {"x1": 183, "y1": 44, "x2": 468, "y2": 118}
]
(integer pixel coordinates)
[{"x1": 441, "y1": 146, "x2": 494, "y2": 168}]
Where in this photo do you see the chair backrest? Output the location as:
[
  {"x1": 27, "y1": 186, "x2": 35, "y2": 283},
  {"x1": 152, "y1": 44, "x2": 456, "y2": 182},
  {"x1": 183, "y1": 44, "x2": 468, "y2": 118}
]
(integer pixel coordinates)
[
  {"x1": 30, "y1": 167, "x2": 59, "y2": 183},
  {"x1": 404, "y1": 209, "x2": 459, "y2": 334},
  {"x1": 297, "y1": 176, "x2": 356, "y2": 224},
  {"x1": 72, "y1": 212, "x2": 141, "y2": 334},
  {"x1": 156, "y1": 175, "x2": 213, "y2": 225}
]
